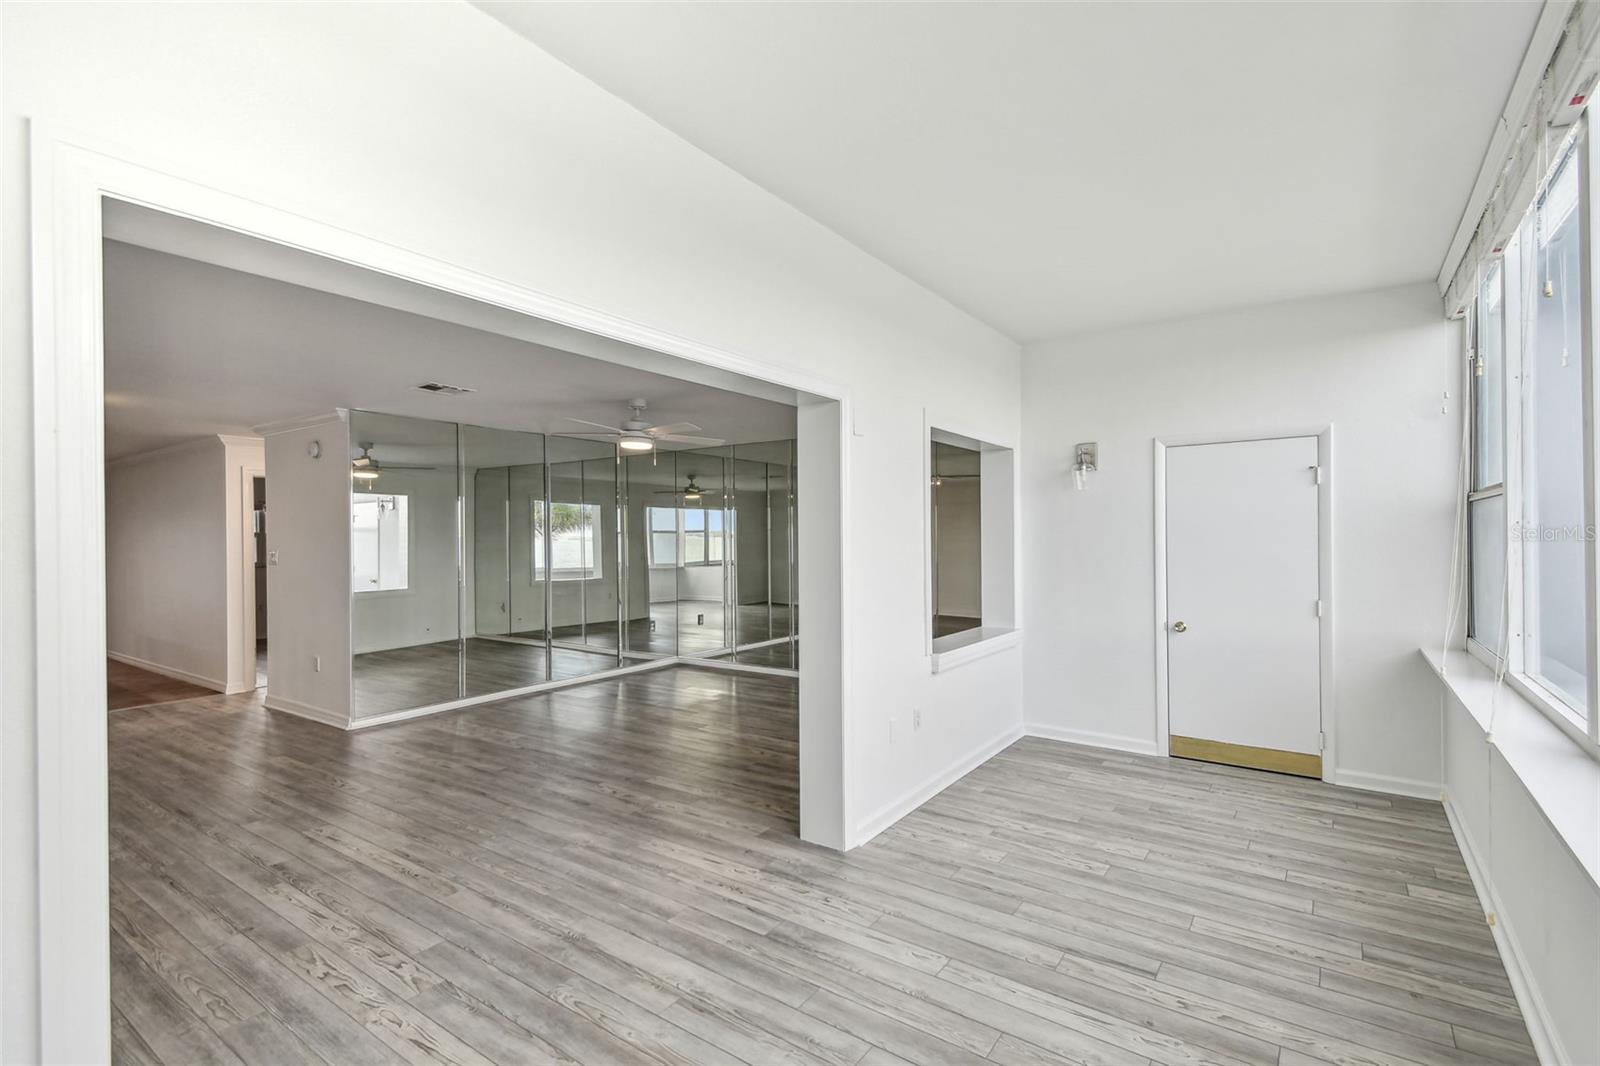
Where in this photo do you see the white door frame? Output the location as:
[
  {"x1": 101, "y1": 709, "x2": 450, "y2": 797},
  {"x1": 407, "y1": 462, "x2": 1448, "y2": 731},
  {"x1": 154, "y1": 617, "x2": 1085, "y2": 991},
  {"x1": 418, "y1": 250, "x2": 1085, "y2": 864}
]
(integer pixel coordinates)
[
  {"x1": 30, "y1": 123, "x2": 853, "y2": 1064},
  {"x1": 1152, "y1": 426, "x2": 1336, "y2": 780}
]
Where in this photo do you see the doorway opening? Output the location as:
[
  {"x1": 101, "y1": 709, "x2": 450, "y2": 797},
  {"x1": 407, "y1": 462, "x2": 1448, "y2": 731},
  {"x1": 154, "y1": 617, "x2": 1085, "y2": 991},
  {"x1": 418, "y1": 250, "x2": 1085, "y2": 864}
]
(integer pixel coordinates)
[
  {"x1": 250, "y1": 474, "x2": 267, "y2": 689},
  {"x1": 32, "y1": 137, "x2": 848, "y2": 1064}
]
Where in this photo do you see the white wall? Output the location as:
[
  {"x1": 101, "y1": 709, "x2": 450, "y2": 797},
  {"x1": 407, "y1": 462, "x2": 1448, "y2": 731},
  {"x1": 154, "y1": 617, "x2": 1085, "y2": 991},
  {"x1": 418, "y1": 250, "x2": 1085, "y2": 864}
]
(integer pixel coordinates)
[
  {"x1": 2, "y1": 7, "x2": 1021, "y2": 1055},
  {"x1": 262, "y1": 416, "x2": 352, "y2": 726},
  {"x1": 1442, "y1": 689, "x2": 1599, "y2": 1065},
  {"x1": 1022, "y1": 283, "x2": 1458, "y2": 790},
  {"x1": 104, "y1": 438, "x2": 229, "y2": 689}
]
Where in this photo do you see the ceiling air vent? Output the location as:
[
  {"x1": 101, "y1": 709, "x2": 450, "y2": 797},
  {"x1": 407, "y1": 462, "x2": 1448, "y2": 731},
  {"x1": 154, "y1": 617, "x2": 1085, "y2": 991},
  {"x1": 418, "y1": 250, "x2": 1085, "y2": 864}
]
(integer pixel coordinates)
[{"x1": 415, "y1": 381, "x2": 475, "y2": 395}]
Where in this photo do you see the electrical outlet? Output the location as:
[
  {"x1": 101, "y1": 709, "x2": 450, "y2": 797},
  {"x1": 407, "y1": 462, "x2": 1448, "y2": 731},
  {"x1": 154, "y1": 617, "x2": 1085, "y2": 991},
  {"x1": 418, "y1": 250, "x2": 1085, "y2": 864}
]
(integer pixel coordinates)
[
  {"x1": 913, "y1": 708, "x2": 922, "y2": 731},
  {"x1": 267, "y1": 550, "x2": 278, "y2": 565},
  {"x1": 313, "y1": 655, "x2": 321, "y2": 672}
]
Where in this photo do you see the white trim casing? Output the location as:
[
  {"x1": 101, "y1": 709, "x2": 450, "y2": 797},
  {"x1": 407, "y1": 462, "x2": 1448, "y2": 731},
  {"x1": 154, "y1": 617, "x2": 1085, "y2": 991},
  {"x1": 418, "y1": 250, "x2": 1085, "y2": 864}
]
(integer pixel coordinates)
[
  {"x1": 29, "y1": 124, "x2": 852, "y2": 1064},
  {"x1": 921, "y1": 409, "x2": 1023, "y2": 669},
  {"x1": 1152, "y1": 427, "x2": 1336, "y2": 777}
]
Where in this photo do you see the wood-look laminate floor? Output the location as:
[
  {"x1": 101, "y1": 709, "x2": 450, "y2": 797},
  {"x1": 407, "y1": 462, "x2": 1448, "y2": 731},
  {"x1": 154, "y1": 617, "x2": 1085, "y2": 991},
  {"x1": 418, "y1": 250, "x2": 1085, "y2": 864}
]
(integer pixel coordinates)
[{"x1": 109, "y1": 668, "x2": 1531, "y2": 1066}]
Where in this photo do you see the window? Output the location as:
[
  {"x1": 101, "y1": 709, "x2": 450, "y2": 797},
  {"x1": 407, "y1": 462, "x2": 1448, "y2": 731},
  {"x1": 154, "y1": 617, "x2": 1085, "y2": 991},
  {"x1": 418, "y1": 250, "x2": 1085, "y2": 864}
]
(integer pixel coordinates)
[
  {"x1": 1464, "y1": 124, "x2": 1598, "y2": 753},
  {"x1": 645, "y1": 506, "x2": 724, "y2": 566},
  {"x1": 351, "y1": 493, "x2": 409, "y2": 592},
  {"x1": 534, "y1": 501, "x2": 602, "y2": 581},
  {"x1": 1520, "y1": 146, "x2": 1589, "y2": 717}
]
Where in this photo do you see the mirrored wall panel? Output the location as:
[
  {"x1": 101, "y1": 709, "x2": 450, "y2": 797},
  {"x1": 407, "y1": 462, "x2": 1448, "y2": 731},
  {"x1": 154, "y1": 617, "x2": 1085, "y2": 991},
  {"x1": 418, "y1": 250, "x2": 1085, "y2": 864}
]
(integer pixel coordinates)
[
  {"x1": 672, "y1": 446, "x2": 733, "y2": 659},
  {"x1": 732, "y1": 440, "x2": 797, "y2": 668},
  {"x1": 350, "y1": 411, "x2": 798, "y2": 720},
  {"x1": 545, "y1": 435, "x2": 622, "y2": 679},
  {"x1": 621, "y1": 449, "x2": 680, "y2": 660},
  {"x1": 463, "y1": 424, "x2": 550, "y2": 699},
  {"x1": 350, "y1": 411, "x2": 463, "y2": 716}
]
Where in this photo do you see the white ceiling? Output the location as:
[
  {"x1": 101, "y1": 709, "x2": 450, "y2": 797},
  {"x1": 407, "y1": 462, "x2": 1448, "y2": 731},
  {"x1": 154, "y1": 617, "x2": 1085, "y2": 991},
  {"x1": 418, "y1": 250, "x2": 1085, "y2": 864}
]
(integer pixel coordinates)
[
  {"x1": 102, "y1": 230, "x2": 796, "y2": 461},
  {"x1": 479, "y1": 0, "x2": 1541, "y2": 341}
]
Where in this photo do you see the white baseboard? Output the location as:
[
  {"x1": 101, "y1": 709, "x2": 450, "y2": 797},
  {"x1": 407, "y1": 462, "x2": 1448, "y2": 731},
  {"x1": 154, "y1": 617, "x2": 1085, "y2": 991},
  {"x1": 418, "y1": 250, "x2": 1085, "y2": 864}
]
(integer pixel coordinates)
[
  {"x1": 684, "y1": 657, "x2": 799, "y2": 679},
  {"x1": 107, "y1": 651, "x2": 226, "y2": 693},
  {"x1": 851, "y1": 723, "x2": 1025, "y2": 849},
  {"x1": 1329, "y1": 768, "x2": 1442, "y2": 801},
  {"x1": 1443, "y1": 795, "x2": 1566, "y2": 1066},
  {"x1": 263, "y1": 694, "x2": 349, "y2": 729},
  {"x1": 1025, "y1": 723, "x2": 1161, "y2": 757}
]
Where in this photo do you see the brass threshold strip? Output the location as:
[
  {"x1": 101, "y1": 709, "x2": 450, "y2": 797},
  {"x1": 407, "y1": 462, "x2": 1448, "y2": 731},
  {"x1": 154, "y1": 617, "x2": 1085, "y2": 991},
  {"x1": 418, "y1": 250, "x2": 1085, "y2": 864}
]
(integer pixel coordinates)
[{"x1": 1169, "y1": 734, "x2": 1322, "y2": 779}]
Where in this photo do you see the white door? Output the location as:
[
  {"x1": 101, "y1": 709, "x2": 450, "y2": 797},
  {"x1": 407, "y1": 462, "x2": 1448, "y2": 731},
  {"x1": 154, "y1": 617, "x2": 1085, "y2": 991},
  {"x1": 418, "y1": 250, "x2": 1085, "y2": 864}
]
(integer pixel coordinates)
[{"x1": 1166, "y1": 435, "x2": 1322, "y2": 773}]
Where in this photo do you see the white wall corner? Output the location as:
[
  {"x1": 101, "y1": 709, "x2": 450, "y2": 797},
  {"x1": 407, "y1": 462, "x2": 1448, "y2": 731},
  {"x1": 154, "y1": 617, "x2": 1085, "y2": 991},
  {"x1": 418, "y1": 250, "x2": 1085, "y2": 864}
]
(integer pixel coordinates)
[
  {"x1": 1442, "y1": 794, "x2": 1570, "y2": 1066},
  {"x1": 262, "y1": 694, "x2": 352, "y2": 731},
  {"x1": 852, "y1": 723, "x2": 1024, "y2": 849},
  {"x1": 1025, "y1": 722, "x2": 1161, "y2": 758},
  {"x1": 104, "y1": 652, "x2": 226, "y2": 695},
  {"x1": 1328, "y1": 767, "x2": 1443, "y2": 801}
]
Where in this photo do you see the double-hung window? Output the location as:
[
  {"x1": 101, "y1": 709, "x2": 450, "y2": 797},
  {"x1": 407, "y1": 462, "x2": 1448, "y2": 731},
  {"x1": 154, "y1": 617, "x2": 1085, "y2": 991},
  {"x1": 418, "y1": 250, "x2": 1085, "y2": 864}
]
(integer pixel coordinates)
[{"x1": 1466, "y1": 122, "x2": 1600, "y2": 755}]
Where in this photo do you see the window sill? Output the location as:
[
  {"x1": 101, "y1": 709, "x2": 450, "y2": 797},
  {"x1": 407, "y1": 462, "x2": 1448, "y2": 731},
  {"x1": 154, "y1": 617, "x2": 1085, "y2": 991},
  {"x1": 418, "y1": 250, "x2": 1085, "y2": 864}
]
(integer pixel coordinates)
[
  {"x1": 931, "y1": 627, "x2": 1019, "y2": 674},
  {"x1": 1420, "y1": 647, "x2": 1600, "y2": 889}
]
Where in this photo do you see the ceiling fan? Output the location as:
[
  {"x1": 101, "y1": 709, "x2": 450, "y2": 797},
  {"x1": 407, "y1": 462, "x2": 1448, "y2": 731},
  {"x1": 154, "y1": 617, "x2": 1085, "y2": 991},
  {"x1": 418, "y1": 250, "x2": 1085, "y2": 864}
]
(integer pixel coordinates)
[
  {"x1": 350, "y1": 442, "x2": 438, "y2": 481},
  {"x1": 563, "y1": 398, "x2": 725, "y2": 453}
]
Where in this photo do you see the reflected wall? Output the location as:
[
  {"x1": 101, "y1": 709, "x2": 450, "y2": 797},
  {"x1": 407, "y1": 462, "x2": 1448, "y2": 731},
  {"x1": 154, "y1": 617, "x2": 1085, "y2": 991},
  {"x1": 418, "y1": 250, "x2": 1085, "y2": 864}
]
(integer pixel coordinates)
[{"x1": 350, "y1": 410, "x2": 798, "y2": 720}]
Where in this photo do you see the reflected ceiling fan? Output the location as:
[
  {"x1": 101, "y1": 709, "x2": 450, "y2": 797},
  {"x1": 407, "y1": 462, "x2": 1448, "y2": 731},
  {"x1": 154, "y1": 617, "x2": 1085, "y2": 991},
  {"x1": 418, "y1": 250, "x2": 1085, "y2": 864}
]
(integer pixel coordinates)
[
  {"x1": 350, "y1": 442, "x2": 438, "y2": 482},
  {"x1": 655, "y1": 474, "x2": 710, "y2": 502},
  {"x1": 563, "y1": 398, "x2": 725, "y2": 454}
]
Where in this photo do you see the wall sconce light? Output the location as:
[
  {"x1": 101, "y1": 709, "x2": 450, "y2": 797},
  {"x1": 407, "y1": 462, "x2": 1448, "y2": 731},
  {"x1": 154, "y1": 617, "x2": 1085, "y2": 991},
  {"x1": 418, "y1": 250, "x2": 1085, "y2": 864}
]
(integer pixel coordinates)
[{"x1": 1073, "y1": 442, "x2": 1098, "y2": 490}]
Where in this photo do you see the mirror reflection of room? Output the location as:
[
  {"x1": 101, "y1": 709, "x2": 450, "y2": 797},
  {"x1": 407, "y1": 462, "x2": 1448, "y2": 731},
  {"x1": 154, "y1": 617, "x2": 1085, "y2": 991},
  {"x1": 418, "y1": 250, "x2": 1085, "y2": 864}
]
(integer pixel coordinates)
[
  {"x1": 931, "y1": 439, "x2": 982, "y2": 639},
  {"x1": 347, "y1": 410, "x2": 800, "y2": 720}
]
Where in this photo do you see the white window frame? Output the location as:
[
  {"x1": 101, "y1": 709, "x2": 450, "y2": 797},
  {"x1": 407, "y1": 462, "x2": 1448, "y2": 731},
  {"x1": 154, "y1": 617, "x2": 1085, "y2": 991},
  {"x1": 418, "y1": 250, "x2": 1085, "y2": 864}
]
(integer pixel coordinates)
[
  {"x1": 1466, "y1": 117, "x2": 1600, "y2": 758},
  {"x1": 351, "y1": 491, "x2": 410, "y2": 594}
]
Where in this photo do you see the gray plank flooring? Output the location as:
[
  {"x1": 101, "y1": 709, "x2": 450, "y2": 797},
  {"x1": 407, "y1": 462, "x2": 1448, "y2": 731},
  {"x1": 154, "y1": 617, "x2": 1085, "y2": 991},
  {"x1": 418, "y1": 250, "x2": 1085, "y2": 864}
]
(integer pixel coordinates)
[{"x1": 108, "y1": 667, "x2": 1532, "y2": 1065}]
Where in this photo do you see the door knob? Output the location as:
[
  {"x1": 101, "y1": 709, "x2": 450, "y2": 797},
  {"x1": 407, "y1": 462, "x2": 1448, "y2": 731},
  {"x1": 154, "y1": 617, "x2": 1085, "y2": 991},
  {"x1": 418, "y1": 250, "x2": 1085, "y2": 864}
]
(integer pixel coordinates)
[{"x1": 1171, "y1": 621, "x2": 1188, "y2": 633}]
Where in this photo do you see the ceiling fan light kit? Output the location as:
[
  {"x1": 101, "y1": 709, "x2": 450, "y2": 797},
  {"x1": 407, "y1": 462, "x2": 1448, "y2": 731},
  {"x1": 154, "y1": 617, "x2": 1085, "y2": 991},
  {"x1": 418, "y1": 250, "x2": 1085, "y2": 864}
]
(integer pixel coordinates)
[{"x1": 564, "y1": 398, "x2": 727, "y2": 453}]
